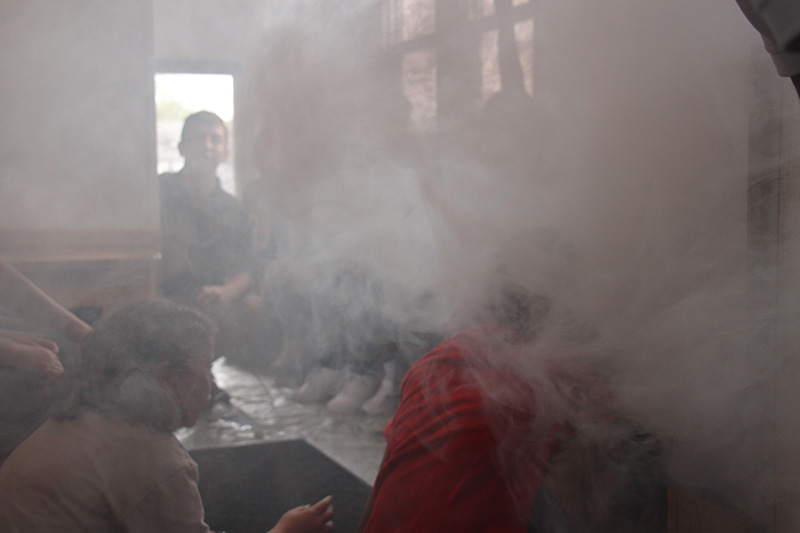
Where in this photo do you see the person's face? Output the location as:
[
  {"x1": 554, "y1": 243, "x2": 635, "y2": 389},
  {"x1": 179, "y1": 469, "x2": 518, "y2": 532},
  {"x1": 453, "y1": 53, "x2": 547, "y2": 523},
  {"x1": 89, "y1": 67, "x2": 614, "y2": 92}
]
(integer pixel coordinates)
[
  {"x1": 178, "y1": 123, "x2": 228, "y2": 176},
  {"x1": 171, "y1": 342, "x2": 216, "y2": 428}
]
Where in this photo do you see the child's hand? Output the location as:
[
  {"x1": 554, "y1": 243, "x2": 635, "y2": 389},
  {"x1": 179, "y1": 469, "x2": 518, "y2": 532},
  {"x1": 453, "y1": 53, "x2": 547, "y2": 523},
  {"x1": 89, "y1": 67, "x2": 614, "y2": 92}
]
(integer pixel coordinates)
[
  {"x1": 0, "y1": 333, "x2": 63, "y2": 376},
  {"x1": 16, "y1": 337, "x2": 63, "y2": 375},
  {"x1": 269, "y1": 495, "x2": 334, "y2": 533}
]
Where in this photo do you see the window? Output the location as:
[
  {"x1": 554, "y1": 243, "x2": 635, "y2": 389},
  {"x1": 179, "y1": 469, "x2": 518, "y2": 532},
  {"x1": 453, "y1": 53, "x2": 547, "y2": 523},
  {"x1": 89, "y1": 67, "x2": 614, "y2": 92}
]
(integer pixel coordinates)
[
  {"x1": 402, "y1": 49, "x2": 438, "y2": 132},
  {"x1": 384, "y1": 0, "x2": 438, "y2": 133},
  {"x1": 383, "y1": 0, "x2": 535, "y2": 124},
  {"x1": 154, "y1": 73, "x2": 237, "y2": 195}
]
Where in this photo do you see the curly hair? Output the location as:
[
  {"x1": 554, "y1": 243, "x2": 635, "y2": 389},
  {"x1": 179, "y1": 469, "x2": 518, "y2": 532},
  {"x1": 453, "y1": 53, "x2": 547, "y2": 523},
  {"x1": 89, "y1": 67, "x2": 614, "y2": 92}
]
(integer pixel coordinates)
[{"x1": 51, "y1": 300, "x2": 214, "y2": 433}]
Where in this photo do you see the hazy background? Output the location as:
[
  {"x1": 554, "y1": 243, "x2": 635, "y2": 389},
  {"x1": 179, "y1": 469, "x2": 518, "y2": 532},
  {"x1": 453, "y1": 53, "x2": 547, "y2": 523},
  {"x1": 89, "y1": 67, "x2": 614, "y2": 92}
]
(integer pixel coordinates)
[{"x1": 3, "y1": 0, "x2": 800, "y2": 529}]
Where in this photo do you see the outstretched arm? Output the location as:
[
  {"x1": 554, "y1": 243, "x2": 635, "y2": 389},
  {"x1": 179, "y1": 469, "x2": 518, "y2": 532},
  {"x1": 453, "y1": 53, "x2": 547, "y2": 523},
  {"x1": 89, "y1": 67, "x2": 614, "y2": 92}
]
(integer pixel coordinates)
[
  {"x1": 0, "y1": 260, "x2": 92, "y2": 342},
  {"x1": 196, "y1": 271, "x2": 254, "y2": 311}
]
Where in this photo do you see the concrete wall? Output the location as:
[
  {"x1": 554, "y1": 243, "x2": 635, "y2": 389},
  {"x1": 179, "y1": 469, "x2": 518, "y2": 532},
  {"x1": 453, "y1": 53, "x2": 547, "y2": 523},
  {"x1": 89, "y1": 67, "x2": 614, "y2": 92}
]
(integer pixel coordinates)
[
  {"x1": 153, "y1": 0, "x2": 270, "y2": 68},
  {"x1": 0, "y1": 0, "x2": 158, "y2": 231}
]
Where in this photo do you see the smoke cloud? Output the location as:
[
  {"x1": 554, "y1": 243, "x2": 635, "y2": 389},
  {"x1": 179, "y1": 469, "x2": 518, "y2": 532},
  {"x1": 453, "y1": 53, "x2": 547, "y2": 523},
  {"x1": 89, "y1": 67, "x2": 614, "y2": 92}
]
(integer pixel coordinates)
[
  {"x1": 5, "y1": 0, "x2": 793, "y2": 527},
  {"x1": 238, "y1": 0, "x2": 791, "y2": 526}
]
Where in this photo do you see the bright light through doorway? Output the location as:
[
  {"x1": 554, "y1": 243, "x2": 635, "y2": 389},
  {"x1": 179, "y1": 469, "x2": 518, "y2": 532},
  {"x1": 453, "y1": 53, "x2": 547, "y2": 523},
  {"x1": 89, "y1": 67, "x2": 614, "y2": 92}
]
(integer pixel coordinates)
[{"x1": 154, "y1": 73, "x2": 236, "y2": 195}]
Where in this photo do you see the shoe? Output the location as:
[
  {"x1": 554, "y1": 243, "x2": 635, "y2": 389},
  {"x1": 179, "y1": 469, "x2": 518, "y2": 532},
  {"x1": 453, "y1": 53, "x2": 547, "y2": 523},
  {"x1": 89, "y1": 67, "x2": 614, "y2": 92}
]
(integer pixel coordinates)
[
  {"x1": 326, "y1": 373, "x2": 380, "y2": 414},
  {"x1": 361, "y1": 378, "x2": 399, "y2": 416},
  {"x1": 291, "y1": 367, "x2": 345, "y2": 404}
]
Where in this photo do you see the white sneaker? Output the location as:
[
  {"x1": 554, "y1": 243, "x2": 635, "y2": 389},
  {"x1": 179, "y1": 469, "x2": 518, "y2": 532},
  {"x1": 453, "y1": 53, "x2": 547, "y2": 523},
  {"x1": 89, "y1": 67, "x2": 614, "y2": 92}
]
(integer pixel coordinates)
[
  {"x1": 361, "y1": 378, "x2": 399, "y2": 416},
  {"x1": 291, "y1": 367, "x2": 345, "y2": 404},
  {"x1": 326, "y1": 373, "x2": 380, "y2": 414}
]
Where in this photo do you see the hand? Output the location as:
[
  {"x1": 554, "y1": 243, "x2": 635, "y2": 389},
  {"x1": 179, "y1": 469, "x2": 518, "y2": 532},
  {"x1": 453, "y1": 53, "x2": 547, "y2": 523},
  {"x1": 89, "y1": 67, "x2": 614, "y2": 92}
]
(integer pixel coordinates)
[
  {"x1": 0, "y1": 333, "x2": 64, "y2": 376},
  {"x1": 197, "y1": 272, "x2": 253, "y2": 314},
  {"x1": 269, "y1": 496, "x2": 334, "y2": 533},
  {"x1": 18, "y1": 340, "x2": 64, "y2": 375},
  {"x1": 197, "y1": 285, "x2": 228, "y2": 311}
]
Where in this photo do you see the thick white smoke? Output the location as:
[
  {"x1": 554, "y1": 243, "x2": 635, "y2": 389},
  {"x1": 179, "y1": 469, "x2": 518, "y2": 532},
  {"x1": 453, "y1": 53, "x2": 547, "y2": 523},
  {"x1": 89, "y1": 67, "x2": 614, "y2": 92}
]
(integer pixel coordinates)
[{"x1": 237, "y1": 0, "x2": 794, "y2": 527}]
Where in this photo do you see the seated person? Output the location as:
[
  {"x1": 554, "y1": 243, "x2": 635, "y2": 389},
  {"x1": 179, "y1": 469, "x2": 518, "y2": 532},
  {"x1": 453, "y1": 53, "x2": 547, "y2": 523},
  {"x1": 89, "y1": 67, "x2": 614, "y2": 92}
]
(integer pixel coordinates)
[
  {"x1": 290, "y1": 264, "x2": 391, "y2": 412},
  {"x1": 0, "y1": 260, "x2": 92, "y2": 466},
  {"x1": 160, "y1": 111, "x2": 266, "y2": 368},
  {"x1": 288, "y1": 262, "x2": 438, "y2": 416},
  {"x1": 358, "y1": 281, "x2": 664, "y2": 532},
  {"x1": 0, "y1": 299, "x2": 333, "y2": 533}
]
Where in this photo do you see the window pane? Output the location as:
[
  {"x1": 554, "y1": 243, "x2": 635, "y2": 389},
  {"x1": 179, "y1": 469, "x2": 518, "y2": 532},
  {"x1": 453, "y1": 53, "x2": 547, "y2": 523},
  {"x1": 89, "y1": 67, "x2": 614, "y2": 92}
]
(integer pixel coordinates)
[
  {"x1": 384, "y1": 0, "x2": 435, "y2": 44},
  {"x1": 514, "y1": 19, "x2": 534, "y2": 96},
  {"x1": 470, "y1": 0, "x2": 529, "y2": 19},
  {"x1": 402, "y1": 0, "x2": 435, "y2": 41},
  {"x1": 481, "y1": 29, "x2": 501, "y2": 103},
  {"x1": 403, "y1": 49, "x2": 438, "y2": 132}
]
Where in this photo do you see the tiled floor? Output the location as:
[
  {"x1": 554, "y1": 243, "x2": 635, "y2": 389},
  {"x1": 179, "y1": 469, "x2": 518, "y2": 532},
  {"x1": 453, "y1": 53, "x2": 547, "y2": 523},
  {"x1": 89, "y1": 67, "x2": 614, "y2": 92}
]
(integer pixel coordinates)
[{"x1": 177, "y1": 358, "x2": 391, "y2": 485}]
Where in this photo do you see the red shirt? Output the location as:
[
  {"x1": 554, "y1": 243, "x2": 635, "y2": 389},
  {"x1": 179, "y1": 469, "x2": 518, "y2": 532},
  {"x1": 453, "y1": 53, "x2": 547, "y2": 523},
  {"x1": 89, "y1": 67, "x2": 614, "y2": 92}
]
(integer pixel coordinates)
[{"x1": 363, "y1": 325, "x2": 579, "y2": 533}]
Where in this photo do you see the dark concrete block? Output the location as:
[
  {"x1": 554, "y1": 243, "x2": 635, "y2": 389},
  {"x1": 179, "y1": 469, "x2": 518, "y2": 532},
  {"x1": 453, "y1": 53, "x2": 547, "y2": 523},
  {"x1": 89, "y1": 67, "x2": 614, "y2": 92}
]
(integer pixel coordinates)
[{"x1": 190, "y1": 440, "x2": 371, "y2": 533}]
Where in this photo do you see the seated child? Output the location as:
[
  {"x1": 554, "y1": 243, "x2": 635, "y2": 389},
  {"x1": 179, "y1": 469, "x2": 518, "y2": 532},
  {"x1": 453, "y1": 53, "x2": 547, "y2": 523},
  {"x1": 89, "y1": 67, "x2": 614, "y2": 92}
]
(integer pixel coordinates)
[{"x1": 0, "y1": 299, "x2": 333, "y2": 533}]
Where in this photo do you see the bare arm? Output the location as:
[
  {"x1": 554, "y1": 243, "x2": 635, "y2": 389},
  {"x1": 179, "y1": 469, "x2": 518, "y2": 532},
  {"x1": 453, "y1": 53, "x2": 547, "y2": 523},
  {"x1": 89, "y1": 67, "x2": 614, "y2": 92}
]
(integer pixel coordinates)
[
  {"x1": 0, "y1": 260, "x2": 92, "y2": 342},
  {"x1": 196, "y1": 271, "x2": 254, "y2": 310}
]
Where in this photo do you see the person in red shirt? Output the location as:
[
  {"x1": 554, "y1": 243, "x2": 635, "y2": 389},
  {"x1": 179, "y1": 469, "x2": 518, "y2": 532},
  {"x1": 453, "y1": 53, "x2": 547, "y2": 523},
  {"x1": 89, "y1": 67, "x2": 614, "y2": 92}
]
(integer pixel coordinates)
[{"x1": 359, "y1": 282, "x2": 662, "y2": 532}]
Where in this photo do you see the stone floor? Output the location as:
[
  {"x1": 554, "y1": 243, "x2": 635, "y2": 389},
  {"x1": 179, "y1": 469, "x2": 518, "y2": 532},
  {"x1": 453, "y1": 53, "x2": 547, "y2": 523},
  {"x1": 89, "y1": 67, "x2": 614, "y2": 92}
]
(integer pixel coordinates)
[{"x1": 176, "y1": 358, "x2": 391, "y2": 486}]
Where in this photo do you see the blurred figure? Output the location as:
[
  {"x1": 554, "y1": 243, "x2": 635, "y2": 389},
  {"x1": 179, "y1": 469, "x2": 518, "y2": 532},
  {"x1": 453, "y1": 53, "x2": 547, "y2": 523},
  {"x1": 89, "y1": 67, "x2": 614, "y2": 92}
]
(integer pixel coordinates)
[
  {"x1": 290, "y1": 263, "x2": 396, "y2": 414},
  {"x1": 160, "y1": 111, "x2": 268, "y2": 389},
  {"x1": 736, "y1": 0, "x2": 800, "y2": 99},
  {"x1": 246, "y1": 55, "x2": 440, "y2": 414},
  {"x1": 0, "y1": 260, "x2": 92, "y2": 466},
  {"x1": 0, "y1": 299, "x2": 334, "y2": 533}
]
